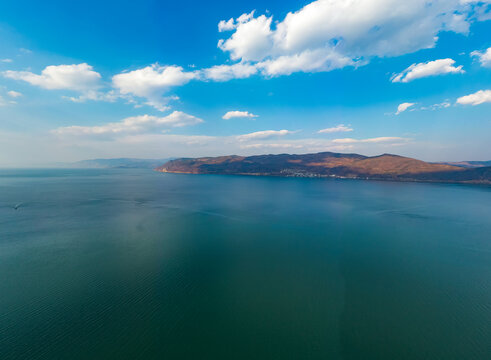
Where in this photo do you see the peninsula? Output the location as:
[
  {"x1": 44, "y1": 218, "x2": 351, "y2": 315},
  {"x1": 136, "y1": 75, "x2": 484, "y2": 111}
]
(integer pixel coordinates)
[{"x1": 155, "y1": 152, "x2": 491, "y2": 184}]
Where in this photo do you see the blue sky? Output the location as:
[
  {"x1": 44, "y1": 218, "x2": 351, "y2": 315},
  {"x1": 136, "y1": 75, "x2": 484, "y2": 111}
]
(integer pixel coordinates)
[{"x1": 0, "y1": 0, "x2": 490, "y2": 166}]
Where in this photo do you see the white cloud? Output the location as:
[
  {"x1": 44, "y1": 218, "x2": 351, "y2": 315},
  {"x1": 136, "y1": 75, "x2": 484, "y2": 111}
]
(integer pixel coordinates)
[
  {"x1": 112, "y1": 64, "x2": 195, "y2": 97},
  {"x1": 1, "y1": 59, "x2": 13, "y2": 63},
  {"x1": 238, "y1": 136, "x2": 409, "y2": 153},
  {"x1": 112, "y1": 64, "x2": 197, "y2": 111},
  {"x1": 202, "y1": 62, "x2": 258, "y2": 81},
  {"x1": 222, "y1": 110, "x2": 258, "y2": 120},
  {"x1": 391, "y1": 58, "x2": 464, "y2": 83},
  {"x1": 3, "y1": 63, "x2": 101, "y2": 91},
  {"x1": 218, "y1": 11, "x2": 256, "y2": 32},
  {"x1": 460, "y1": 1, "x2": 491, "y2": 21},
  {"x1": 240, "y1": 143, "x2": 304, "y2": 150},
  {"x1": 332, "y1": 137, "x2": 407, "y2": 144},
  {"x1": 237, "y1": 129, "x2": 294, "y2": 141},
  {"x1": 63, "y1": 90, "x2": 121, "y2": 103},
  {"x1": 459, "y1": 0, "x2": 491, "y2": 3},
  {"x1": 396, "y1": 102, "x2": 416, "y2": 115},
  {"x1": 456, "y1": 89, "x2": 491, "y2": 105},
  {"x1": 432, "y1": 101, "x2": 451, "y2": 109},
  {"x1": 318, "y1": 124, "x2": 353, "y2": 134},
  {"x1": 471, "y1": 47, "x2": 491, "y2": 67},
  {"x1": 257, "y1": 48, "x2": 356, "y2": 76},
  {"x1": 0, "y1": 95, "x2": 16, "y2": 106},
  {"x1": 7, "y1": 90, "x2": 22, "y2": 98},
  {"x1": 219, "y1": 18, "x2": 236, "y2": 32},
  {"x1": 52, "y1": 111, "x2": 203, "y2": 137},
  {"x1": 218, "y1": 13, "x2": 273, "y2": 62},
  {"x1": 420, "y1": 101, "x2": 451, "y2": 111},
  {"x1": 218, "y1": 1, "x2": 480, "y2": 76}
]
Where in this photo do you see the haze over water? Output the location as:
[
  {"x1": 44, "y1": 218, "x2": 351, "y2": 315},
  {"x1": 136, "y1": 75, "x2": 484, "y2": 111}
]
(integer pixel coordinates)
[{"x1": 1, "y1": 169, "x2": 490, "y2": 359}]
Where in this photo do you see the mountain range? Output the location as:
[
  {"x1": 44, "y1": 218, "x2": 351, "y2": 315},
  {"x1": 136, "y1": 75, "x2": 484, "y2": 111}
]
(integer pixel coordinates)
[
  {"x1": 436, "y1": 161, "x2": 491, "y2": 168},
  {"x1": 66, "y1": 158, "x2": 173, "y2": 169},
  {"x1": 155, "y1": 152, "x2": 491, "y2": 185}
]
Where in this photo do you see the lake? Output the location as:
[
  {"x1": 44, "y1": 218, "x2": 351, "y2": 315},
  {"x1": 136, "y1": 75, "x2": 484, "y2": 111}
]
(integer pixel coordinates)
[{"x1": 0, "y1": 169, "x2": 490, "y2": 359}]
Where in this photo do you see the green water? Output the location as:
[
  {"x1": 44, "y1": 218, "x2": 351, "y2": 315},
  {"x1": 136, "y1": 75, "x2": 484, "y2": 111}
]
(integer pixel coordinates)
[{"x1": 0, "y1": 169, "x2": 490, "y2": 359}]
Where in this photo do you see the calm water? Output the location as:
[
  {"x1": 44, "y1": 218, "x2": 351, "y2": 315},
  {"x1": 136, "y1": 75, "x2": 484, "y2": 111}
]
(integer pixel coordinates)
[{"x1": 0, "y1": 169, "x2": 490, "y2": 359}]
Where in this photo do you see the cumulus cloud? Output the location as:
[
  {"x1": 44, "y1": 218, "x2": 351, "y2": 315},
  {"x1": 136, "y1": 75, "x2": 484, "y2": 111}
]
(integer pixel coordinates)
[
  {"x1": 218, "y1": 13, "x2": 273, "y2": 62},
  {"x1": 3, "y1": 63, "x2": 101, "y2": 91},
  {"x1": 52, "y1": 111, "x2": 203, "y2": 137},
  {"x1": 391, "y1": 58, "x2": 464, "y2": 83},
  {"x1": 202, "y1": 62, "x2": 258, "y2": 81},
  {"x1": 218, "y1": 11, "x2": 256, "y2": 32},
  {"x1": 471, "y1": 47, "x2": 491, "y2": 67},
  {"x1": 112, "y1": 64, "x2": 197, "y2": 111},
  {"x1": 318, "y1": 124, "x2": 353, "y2": 134},
  {"x1": 396, "y1": 102, "x2": 416, "y2": 115},
  {"x1": 7, "y1": 90, "x2": 22, "y2": 98},
  {"x1": 217, "y1": 1, "x2": 480, "y2": 76},
  {"x1": 222, "y1": 110, "x2": 258, "y2": 120},
  {"x1": 456, "y1": 90, "x2": 491, "y2": 105},
  {"x1": 218, "y1": 18, "x2": 236, "y2": 32},
  {"x1": 237, "y1": 129, "x2": 294, "y2": 141}
]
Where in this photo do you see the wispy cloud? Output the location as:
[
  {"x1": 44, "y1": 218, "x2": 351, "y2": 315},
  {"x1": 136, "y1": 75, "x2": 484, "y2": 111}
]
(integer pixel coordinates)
[
  {"x1": 7, "y1": 90, "x2": 22, "y2": 98},
  {"x1": 318, "y1": 124, "x2": 353, "y2": 134},
  {"x1": 0, "y1": 95, "x2": 16, "y2": 106},
  {"x1": 52, "y1": 111, "x2": 203, "y2": 137},
  {"x1": 237, "y1": 129, "x2": 294, "y2": 141},
  {"x1": 420, "y1": 101, "x2": 451, "y2": 111},
  {"x1": 332, "y1": 137, "x2": 407, "y2": 144},
  {"x1": 240, "y1": 143, "x2": 303, "y2": 150},
  {"x1": 202, "y1": 63, "x2": 257, "y2": 81},
  {"x1": 62, "y1": 90, "x2": 126, "y2": 103}
]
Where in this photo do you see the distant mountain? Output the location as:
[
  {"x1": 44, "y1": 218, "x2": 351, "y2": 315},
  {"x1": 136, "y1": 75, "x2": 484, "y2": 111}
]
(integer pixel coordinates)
[
  {"x1": 155, "y1": 152, "x2": 491, "y2": 185},
  {"x1": 436, "y1": 161, "x2": 491, "y2": 168},
  {"x1": 69, "y1": 158, "x2": 173, "y2": 169}
]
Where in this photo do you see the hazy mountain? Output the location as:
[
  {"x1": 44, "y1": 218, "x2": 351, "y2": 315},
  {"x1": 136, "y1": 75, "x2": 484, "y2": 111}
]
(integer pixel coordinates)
[
  {"x1": 69, "y1": 158, "x2": 173, "y2": 169},
  {"x1": 436, "y1": 161, "x2": 491, "y2": 168}
]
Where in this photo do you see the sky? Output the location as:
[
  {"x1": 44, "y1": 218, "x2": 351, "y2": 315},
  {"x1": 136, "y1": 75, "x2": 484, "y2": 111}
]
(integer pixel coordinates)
[{"x1": 0, "y1": 0, "x2": 490, "y2": 166}]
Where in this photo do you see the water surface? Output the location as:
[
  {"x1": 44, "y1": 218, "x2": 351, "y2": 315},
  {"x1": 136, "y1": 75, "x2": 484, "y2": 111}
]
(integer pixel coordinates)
[{"x1": 0, "y1": 169, "x2": 490, "y2": 359}]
